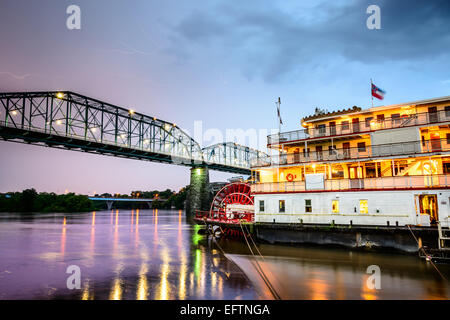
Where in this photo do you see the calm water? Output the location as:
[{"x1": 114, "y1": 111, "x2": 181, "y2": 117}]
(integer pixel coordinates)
[{"x1": 0, "y1": 209, "x2": 449, "y2": 300}]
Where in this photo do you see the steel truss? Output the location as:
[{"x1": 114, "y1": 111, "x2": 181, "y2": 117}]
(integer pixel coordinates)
[
  {"x1": 202, "y1": 142, "x2": 269, "y2": 170},
  {"x1": 0, "y1": 91, "x2": 267, "y2": 174}
]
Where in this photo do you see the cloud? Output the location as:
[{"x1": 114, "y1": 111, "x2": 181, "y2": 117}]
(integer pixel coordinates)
[
  {"x1": 109, "y1": 42, "x2": 151, "y2": 56},
  {"x1": 0, "y1": 71, "x2": 33, "y2": 80},
  {"x1": 167, "y1": 0, "x2": 450, "y2": 82}
]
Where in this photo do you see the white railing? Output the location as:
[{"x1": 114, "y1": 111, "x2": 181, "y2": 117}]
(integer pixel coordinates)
[
  {"x1": 252, "y1": 139, "x2": 450, "y2": 168},
  {"x1": 268, "y1": 109, "x2": 450, "y2": 145}
]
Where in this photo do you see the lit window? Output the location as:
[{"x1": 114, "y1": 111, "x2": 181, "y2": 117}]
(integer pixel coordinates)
[
  {"x1": 332, "y1": 200, "x2": 339, "y2": 213},
  {"x1": 279, "y1": 200, "x2": 285, "y2": 213},
  {"x1": 259, "y1": 200, "x2": 265, "y2": 212},
  {"x1": 305, "y1": 199, "x2": 312, "y2": 213},
  {"x1": 359, "y1": 200, "x2": 368, "y2": 214}
]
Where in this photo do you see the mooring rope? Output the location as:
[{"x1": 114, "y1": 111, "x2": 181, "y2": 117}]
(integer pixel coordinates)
[
  {"x1": 407, "y1": 225, "x2": 446, "y2": 281},
  {"x1": 201, "y1": 220, "x2": 281, "y2": 299},
  {"x1": 239, "y1": 222, "x2": 282, "y2": 300},
  {"x1": 242, "y1": 223, "x2": 265, "y2": 261}
]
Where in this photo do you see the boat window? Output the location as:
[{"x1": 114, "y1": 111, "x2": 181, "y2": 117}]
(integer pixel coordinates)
[
  {"x1": 341, "y1": 121, "x2": 349, "y2": 131},
  {"x1": 279, "y1": 200, "x2": 285, "y2": 213},
  {"x1": 332, "y1": 200, "x2": 339, "y2": 213},
  {"x1": 305, "y1": 199, "x2": 312, "y2": 213},
  {"x1": 446, "y1": 106, "x2": 450, "y2": 118},
  {"x1": 357, "y1": 142, "x2": 366, "y2": 152},
  {"x1": 259, "y1": 200, "x2": 265, "y2": 212},
  {"x1": 328, "y1": 145, "x2": 337, "y2": 156},
  {"x1": 359, "y1": 200, "x2": 368, "y2": 214}
]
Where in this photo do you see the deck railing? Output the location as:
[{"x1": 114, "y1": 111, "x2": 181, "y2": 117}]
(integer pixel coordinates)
[
  {"x1": 251, "y1": 174, "x2": 450, "y2": 193},
  {"x1": 252, "y1": 138, "x2": 450, "y2": 167},
  {"x1": 195, "y1": 210, "x2": 254, "y2": 223},
  {"x1": 268, "y1": 109, "x2": 450, "y2": 145}
]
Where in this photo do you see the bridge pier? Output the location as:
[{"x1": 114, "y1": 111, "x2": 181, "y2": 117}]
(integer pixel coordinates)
[
  {"x1": 106, "y1": 200, "x2": 114, "y2": 210},
  {"x1": 186, "y1": 166, "x2": 210, "y2": 217}
]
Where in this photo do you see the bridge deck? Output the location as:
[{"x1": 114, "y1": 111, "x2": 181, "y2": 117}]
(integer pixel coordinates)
[{"x1": 89, "y1": 197, "x2": 157, "y2": 202}]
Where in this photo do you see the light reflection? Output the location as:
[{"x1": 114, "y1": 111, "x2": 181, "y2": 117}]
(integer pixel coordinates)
[
  {"x1": 113, "y1": 210, "x2": 119, "y2": 254},
  {"x1": 192, "y1": 225, "x2": 202, "y2": 246},
  {"x1": 179, "y1": 252, "x2": 187, "y2": 300},
  {"x1": 361, "y1": 275, "x2": 378, "y2": 300},
  {"x1": 218, "y1": 274, "x2": 223, "y2": 299},
  {"x1": 61, "y1": 217, "x2": 67, "y2": 257},
  {"x1": 334, "y1": 271, "x2": 346, "y2": 300},
  {"x1": 81, "y1": 282, "x2": 92, "y2": 300},
  {"x1": 135, "y1": 209, "x2": 139, "y2": 229},
  {"x1": 109, "y1": 278, "x2": 122, "y2": 300},
  {"x1": 308, "y1": 278, "x2": 329, "y2": 300},
  {"x1": 90, "y1": 217, "x2": 95, "y2": 253},
  {"x1": 157, "y1": 248, "x2": 171, "y2": 300},
  {"x1": 134, "y1": 209, "x2": 140, "y2": 248},
  {"x1": 154, "y1": 209, "x2": 158, "y2": 244},
  {"x1": 137, "y1": 263, "x2": 149, "y2": 300},
  {"x1": 211, "y1": 272, "x2": 217, "y2": 294},
  {"x1": 177, "y1": 210, "x2": 183, "y2": 248}
]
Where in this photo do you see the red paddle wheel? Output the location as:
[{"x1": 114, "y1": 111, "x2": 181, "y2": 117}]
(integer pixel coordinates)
[
  {"x1": 210, "y1": 182, "x2": 254, "y2": 222},
  {"x1": 195, "y1": 182, "x2": 254, "y2": 238}
]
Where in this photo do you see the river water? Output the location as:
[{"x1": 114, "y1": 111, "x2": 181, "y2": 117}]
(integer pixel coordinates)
[{"x1": 0, "y1": 209, "x2": 449, "y2": 300}]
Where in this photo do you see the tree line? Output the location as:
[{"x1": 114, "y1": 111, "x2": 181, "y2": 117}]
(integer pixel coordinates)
[{"x1": 0, "y1": 187, "x2": 189, "y2": 213}]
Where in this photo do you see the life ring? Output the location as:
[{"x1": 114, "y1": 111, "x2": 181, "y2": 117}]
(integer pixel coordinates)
[{"x1": 286, "y1": 173, "x2": 295, "y2": 182}]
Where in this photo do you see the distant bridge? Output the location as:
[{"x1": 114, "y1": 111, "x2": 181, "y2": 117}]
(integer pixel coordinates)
[
  {"x1": 0, "y1": 91, "x2": 268, "y2": 174},
  {"x1": 89, "y1": 197, "x2": 166, "y2": 210}
]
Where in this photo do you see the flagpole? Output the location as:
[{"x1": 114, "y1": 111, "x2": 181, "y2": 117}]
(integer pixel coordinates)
[
  {"x1": 276, "y1": 97, "x2": 282, "y2": 182},
  {"x1": 370, "y1": 78, "x2": 374, "y2": 108},
  {"x1": 276, "y1": 98, "x2": 280, "y2": 184}
]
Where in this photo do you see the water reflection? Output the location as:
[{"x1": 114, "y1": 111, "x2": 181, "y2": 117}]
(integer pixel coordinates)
[
  {"x1": 222, "y1": 241, "x2": 450, "y2": 300},
  {"x1": 0, "y1": 209, "x2": 448, "y2": 300}
]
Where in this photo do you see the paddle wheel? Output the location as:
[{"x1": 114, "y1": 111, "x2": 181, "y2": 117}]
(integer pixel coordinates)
[{"x1": 194, "y1": 182, "x2": 254, "y2": 238}]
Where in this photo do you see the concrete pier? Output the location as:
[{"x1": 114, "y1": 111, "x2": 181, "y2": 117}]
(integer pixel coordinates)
[{"x1": 186, "y1": 166, "x2": 210, "y2": 217}]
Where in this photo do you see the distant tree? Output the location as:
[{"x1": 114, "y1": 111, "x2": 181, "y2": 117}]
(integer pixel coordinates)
[{"x1": 20, "y1": 188, "x2": 38, "y2": 212}]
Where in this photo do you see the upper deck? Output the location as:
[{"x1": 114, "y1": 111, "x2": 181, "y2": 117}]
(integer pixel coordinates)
[{"x1": 268, "y1": 96, "x2": 450, "y2": 148}]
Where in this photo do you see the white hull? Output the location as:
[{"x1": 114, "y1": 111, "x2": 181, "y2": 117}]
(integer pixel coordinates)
[{"x1": 254, "y1": 189, "x2": 450, "y2": 227}]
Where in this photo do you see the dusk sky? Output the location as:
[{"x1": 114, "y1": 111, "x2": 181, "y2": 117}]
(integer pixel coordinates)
[{"x1": 0, "y1": 0, "x2": 449, "y2": 195}]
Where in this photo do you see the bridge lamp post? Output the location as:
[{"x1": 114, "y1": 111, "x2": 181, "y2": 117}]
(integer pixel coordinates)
[{"x1": 56, "y1": 92, "x2": 64, "y2": 99}]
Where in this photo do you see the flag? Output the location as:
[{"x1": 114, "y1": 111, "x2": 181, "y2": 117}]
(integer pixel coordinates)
[
  {"x1": 277, "y1": 97, "x2": 283, "y2": 125},
  {"x1": 371, "y1": 83, "x2": 386, "y2": 100}
]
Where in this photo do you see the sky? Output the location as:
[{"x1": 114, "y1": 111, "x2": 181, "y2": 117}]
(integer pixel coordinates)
[{"x1": 0, "y1": 0, "x2": 449, "y2": 195}]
